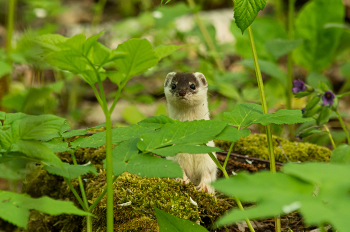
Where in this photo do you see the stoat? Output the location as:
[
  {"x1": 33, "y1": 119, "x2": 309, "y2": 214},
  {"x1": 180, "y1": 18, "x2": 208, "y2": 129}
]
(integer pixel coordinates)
[{"x1": 164, "y1": 72, "x2": 217, "y2": 193}]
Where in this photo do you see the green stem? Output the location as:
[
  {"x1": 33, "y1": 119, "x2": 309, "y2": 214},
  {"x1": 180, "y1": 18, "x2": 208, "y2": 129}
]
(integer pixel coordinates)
[
  {"x1": 274, "y1": 0, "x2": 284, "y2": 23},
  {"x1": 186, "y1": 0, "x2": 225, "y2": 72},
  {"x1": 6, "y1": 0, "x2": 16, "y2": 54},
  {"x1": 90, "y1": 176, "x2": 119, "y2": 211},
  {"x1": 208, "y1": 153, "x2": 256, "y2": 232},
  {"x1": 319, "y1": 224, "x2": 326, "y2": 232},
  {"x1": 92, "y1": 0, "x2": 107, "y2": 26},
  {"x1": 324, "y1": 125, "x2": 336, "y2": 149},
  {"x1": 65, "y1": 178, "x2": 88, "y2": 211},
  {"x1": 223, "y1": 142, "x2": 234, "y2": 169},
  {"x1": 286, "y1": 0, "x2": 296, "y2": 140},
  {"x1": 71, "y1": 151, "x2": 92, "y2": 232},
  {"x1": 105, "y1": 112, "x2": 114, "y2": 232},
  {"x1": 247, "y1": 25, "x2": 279, "y2": 231},
  {"x1": 109, "y1": 82, "x2": 125, "y2": 114},
  {"x1": 335, "y1": 110, "x2": 350, "y2": 145}
]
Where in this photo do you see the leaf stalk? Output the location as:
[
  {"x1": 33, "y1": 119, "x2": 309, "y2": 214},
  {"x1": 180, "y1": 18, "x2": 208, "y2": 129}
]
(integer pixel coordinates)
[{"x1": 335, "y1": 110, "x2": 350, "y2": 145}]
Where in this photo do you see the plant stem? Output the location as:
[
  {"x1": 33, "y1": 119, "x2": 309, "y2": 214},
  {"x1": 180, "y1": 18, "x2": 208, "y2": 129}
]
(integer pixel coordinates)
[
  {"x1": 6, "y1": 0, "x2": 16, "y2": 54},
  {"x1": 71, "y1": 151, "x2": 92, "y2": 232},
  {"x1": 335, "y1": 110, "x2": 350, "y2": 145},
  {"x1": 90, "y1": 176, "x2": 119, "y2": 211},
  {"x1": 186, "y1": 0, "x2": 225, "y2": 72},
  {"x1": 286, "y1": 0, "x2": 296, "y2": 140},
  {"x1": 323, "y1": 125, "x2": 336, "y2": 149},
  {"x1": 208, "y1": 153, "x2": 256, "y2": 232},
  {"x1": 223, "y1": 142, "x2": 234, "y2": 169},
  {"x1": 274, "y1": 0, "x2": 284, "y2": 23},
  {"x1": 247, "y1": 26, "x2": 280, "y2": 231},
  {"x1": 109, "y1": 82, "x2": 124, "y2": 114},
  {"x1": 105, "y1": 112, "x2": 114, "y2": 232},
  {"x1": 65, "y1": 178, "x2": 88, "y2": 211},
  {"x1": 319, "y1": 224, "x2": 326, "y2": 232},
  {"x1": 92, "y1": 0, "x2": 107, "y2": 26}
]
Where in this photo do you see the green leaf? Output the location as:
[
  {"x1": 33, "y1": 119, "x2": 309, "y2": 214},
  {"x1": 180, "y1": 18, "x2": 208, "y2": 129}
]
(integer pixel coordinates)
[
  {"x1": 44, "y1": 162, "x2": 97, "y2": 179},
  {"x1": 0, "y1": 201, "x2": 29, "y2": 229},
  {"x1": 223, "y1": 103, "x2": 312, "y2": 128},
  {"x1": 62, "y1": 128, "x2": 88, "y2": 138},
  {"x1": 306, "y1": 72, "x2": 333, "y2": 90},
  {"x1": 107, "y1": 139, "x2": 182, "y2": 178},
  {"x1": 293, "y1": 0, "x2": 345, "y2": 71},
  {"x1": 215, "y1": 127, "x2": 250, "y2": 142},
  {"x1": 0, "y1": 111, "x2": 5, "y2": 121},
  {"x1": 233, "y1": 0, "x2": 267, "y2": 34},
  {"x1": 265, "y1": 38, "x2": 303, "y2": 59},
  {"x1": 331, "y1": 144, "x2": 350, "y2": 164},
  {"x1": 113, "y1": 38, "x2": 158, "y2": 84},
  {"x1": 43, "y1": 139, "x2": 71, "y2": 153},
  {"x1": 256, "y1": 109, "x2": 313, "y2": 126},
  {"x1": 155, "y1": 3, "x2": 191, "y2": 28},
  {"x1": 0, "y1": 191, "x2": 91, "y2": 229},
  {"x1": 137, "y1": 120, "x2": 227, "y2": 153},
  {"x1": 122, "y1": 105, "x2": 146, "y2": 125},
  {"x1": 16, "y1": 114, "x2": 66, "y2": 140},
  {"x1": 71, "y1": 124, "x2": 161, "y2": 148},
  {"x1": 0, "y1": 60, "x2": 12, "y2": 77},
  {"x1": 222, "y1": 103, "x2": 263, "y2": 128},
  {"x1": 0, "y1": 160, "x2": 33, "y2": 181},
  {"x1": 212, "y1": 171, "x2": 314, "y2": 226},
  {"x1": 239, "y1": 59, "x2": 287, "y2": 88},
  {"x1": 152, "y1": 145, "x2": 222, "y2": 157},
  {"x1": 29, "y1": 34, "x2": 67, "y2": 52},
  {"x1": 17, "y1": 140, "x2": 62, "y2": 166},
  {"x1": 154, "y1": 45, "x2": 181, "y2": 60},
  {"x1": 154, "y1": 206, "x2": 209, "y2": 232},
  {"x1": 138, "y1": 115, "x2": 178, "y2": 127},
  {"x1": 3, "y1": 112, "x2": 27, "y2": 125}
]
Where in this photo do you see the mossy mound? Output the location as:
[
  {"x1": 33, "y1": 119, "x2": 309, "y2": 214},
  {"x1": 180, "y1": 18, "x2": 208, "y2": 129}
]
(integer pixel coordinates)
[
  {"x1": 17, "y1": 138, "x2": 235, "y2": 232},
  {"x1": 216, "y1": 134, "x2": 331, "y2": 163}
]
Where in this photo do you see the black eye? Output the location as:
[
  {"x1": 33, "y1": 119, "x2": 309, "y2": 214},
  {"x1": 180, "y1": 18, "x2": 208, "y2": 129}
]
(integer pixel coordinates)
[
  {"x1": 172, "y1": 84, "x2": 176, "y2": 89},
  {"x1": 190, "y1": 84, "x2": 195, "y2": 90}
]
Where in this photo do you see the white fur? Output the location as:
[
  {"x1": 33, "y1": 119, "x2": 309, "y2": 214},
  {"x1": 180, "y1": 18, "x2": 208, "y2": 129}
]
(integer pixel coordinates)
[{"x1": 164, "y1": 72, "x2": 217, "y2": 193}]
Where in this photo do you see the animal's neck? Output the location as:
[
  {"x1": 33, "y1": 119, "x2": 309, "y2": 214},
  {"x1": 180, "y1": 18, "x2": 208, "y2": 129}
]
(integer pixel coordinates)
[{"x1": 168, "y1": 100, "x2": 209, "y2": 121}]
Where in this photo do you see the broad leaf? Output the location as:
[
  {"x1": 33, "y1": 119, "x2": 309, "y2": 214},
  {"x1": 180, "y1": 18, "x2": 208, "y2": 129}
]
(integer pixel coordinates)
[
  {"x1": 331, "y1": 144, "x2": 350, "y2": 164},
  {"x1": 265, "y1": 38, "x2": 303, "y2": 59},
  {"x1": 29, "y1": 34, "x2": 67, "y2": 52},
  {"x1": 43, "y1": 139, "x2": 71, "y2": 153},
  {"x1": 293, "y1": 0, "x2": 345, "y2": 71},
  {"x1": 154, "y1": 45, "x2": 181, "y2": 60},
  {"x1": 62, "y1": 128, "x2": 88, "y2": 138},
  {"x1": 152, "y1": 145, "x2": 222, "y2": 157},
  {"x1": 0, "y1": 191, "x2": 91, "y2": 228},
  {"x1": 0, "y1": 60, "x2": 12, "y2": 77},
  {"x1": 233, "y1": 0, "x2": 267, "y2": 33},
  {"x1": 137, "y1": 120, "x2": 227, "y2": 152},
  {"x1": 106, "y1": 139, "x2": 182, "y2": 178},
  {"x1": 215, "y1": 127, "x2": 250, "y2": 142},
  {"x1": 44, "y1": 162, "x2": 97, "y2": 179},
  {"x1": 71, "y1": 124, "x2": 161, "y2": 148},
  {"x1": 0, "y1": 111, "x2": 5, "y2": 121},
  {"x1": 255, "y1": 109, "x2": 313, "y2": 126},
  {"x1": 113, "y1": 39, "x2": 158, "y2": 84},
  {"x1": 154, "y1": 206, "x2": 209, "y2": 232},
  {"x1": 138, "y1": 115, "x2": 178, "y2": 127},
  {"x1": 222, "y1": 103, "x2": 263, "y2": 128}
]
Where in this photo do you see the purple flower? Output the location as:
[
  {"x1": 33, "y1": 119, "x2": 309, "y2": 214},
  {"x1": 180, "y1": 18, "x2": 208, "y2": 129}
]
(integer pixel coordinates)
[
  {"x1": 292, "y1": 80, "x2": 307, "y2": 93},
  {"x1": 322, "y1": 91, "x2": 335, "y2": 106}
]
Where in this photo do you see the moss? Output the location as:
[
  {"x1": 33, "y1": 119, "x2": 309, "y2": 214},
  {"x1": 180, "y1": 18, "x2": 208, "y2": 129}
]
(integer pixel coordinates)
[
  {"x1": 215, "y1": 134, "x2": 331, "y2": 163},
  {"x1": 18, "y1": 136, "x2": 235, "y2": 232}
]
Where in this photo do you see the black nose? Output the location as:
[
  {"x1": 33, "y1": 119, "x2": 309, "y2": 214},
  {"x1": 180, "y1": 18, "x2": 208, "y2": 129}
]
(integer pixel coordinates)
[{"x1": 179, "y1": 91, "x2": 186, "y2": 96}]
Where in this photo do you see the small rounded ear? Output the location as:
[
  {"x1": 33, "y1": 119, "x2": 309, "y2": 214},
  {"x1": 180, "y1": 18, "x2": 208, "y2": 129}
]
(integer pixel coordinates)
[
  {"x1": 194, "y1": 72, "x2": 207, "y2": 87},
  {"x1": 165, "y1": 72, "x2": 176, "y2": 87}
]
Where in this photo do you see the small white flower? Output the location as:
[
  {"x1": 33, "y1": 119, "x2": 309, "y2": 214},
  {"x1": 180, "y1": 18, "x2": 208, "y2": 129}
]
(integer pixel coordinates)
[
  {"x1": 232, "y1": 171, "x2": 237, "y2": 176},
  {"x1": 33, "y1": 8, "x2": 47, "y2": 18}
]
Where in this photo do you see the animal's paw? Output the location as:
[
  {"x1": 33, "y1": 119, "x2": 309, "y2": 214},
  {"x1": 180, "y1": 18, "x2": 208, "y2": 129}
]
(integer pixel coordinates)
[
  {"x1": 176, "y1": 173, "x2": 190, "y2": 184},
  {"x1": 196, "y1": 182, "x2": 215, "y2": 194}
]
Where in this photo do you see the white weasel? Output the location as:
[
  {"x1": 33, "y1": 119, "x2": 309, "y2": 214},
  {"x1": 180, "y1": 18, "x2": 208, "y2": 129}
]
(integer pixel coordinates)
[{"x1": 164, "y1": 72, "x2": 217, "y2": 193}]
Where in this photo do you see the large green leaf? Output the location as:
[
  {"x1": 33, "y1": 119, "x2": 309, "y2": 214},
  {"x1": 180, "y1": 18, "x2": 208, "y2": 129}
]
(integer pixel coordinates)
[
  {"x1": 154, "y1": 206, "x2": 209, "y2": 232},
  {"x1": 222, "y1": 103, "x2": 263, "y2": 128},
  {"x1": 138, "y1": 115, "x2": 178, "y2": 128},
  {"x1": 71, "y1": 124, "x2": 161, "y2": 148},
  {"x1": 106, "y1": 139, "x2": 182, "y2": 178},
  {"x1": 223, "y1": 103, "x2": 312, "y2": 128},
  {"x1": 0, "y1": 191, "x2": 91, "y2": 228},
  {"x1": 215, "y1": 127, "x2": 250, "y2": 142},
  {"x1": 29, "y1": 34, "x2": 67, "y2": 52},
  {"x1": 152, "y1": 145, "x2": 221, "y2": 157},
  {"x1": 44, "y1": 162, "x2": 97, "y2": 179},
  {"x1": 265, "y1": 38, "x2": 303, "y2": 60},
  {"x1": 0, "y1": 60, "x2": 12, "y2": 77},
  {"x1": 330, "y1": 144, "x2": 350, "y2": 164},
  {"x1": 232, "y1": 0, "x2": 267, "y2": 33},
  {"x1": 154, "y1": 45, "x2": 181, "y2": 60},
  {"x1": 293, "y1": 0, "x2": 345, "y2": 71},
  {"x1": 137, "y1": 120, "x2": 227, "y2": 153},
  {"x1": 113, "y1": 39, "x2": 158, "y2": 84}
]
